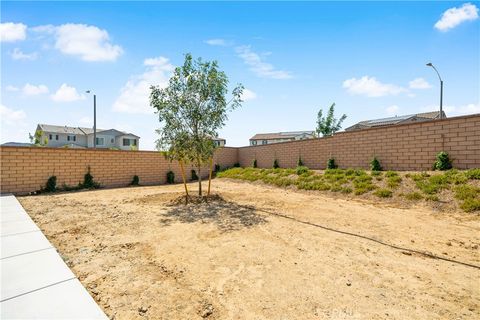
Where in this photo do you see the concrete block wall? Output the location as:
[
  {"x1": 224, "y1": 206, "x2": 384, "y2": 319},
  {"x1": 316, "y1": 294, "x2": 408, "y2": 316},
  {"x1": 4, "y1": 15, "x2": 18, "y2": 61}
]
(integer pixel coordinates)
[
  {"x1": 238, "y1": 114, "x2": 480, "y2": 170},
  {"x1": 0, "y1": 147, "x2": 238, "y2": 194}
]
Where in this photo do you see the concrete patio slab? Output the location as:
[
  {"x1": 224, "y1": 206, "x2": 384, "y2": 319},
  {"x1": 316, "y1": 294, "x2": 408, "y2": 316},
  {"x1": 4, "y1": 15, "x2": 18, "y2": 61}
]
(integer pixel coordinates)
[
  {"x1": 1, "y1": 278, "x2": 107, "y2": 319},
  {"x1": 1, "y1": 248, "x2": 75, "y2": 301},
  {"x1": 1, "y1": 231, "x2": 52, "y2": 259},
  {"x1": 0, "y1": 195, "x2": 107, "y2": 319},
  {"x1": 1, "y1": 219, "x2": 39, "y2": 236}
]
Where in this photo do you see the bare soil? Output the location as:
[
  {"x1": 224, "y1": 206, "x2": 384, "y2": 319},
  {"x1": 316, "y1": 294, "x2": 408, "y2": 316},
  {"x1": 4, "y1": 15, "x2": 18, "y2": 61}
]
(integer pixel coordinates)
[{"x1": 18, "y1": 179, "x2": 480, "y2": 319}]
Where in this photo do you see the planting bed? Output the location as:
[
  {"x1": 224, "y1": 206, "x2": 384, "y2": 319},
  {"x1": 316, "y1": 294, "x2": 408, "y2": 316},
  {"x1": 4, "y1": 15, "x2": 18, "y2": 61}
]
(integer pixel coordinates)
[{"x1": 19, "y1": 179, "x2": 479, "y2": 319}]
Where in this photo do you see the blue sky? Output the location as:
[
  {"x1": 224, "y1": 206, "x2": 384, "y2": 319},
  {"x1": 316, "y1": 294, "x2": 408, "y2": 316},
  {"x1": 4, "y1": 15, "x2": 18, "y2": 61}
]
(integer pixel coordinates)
[{"x1": 1, "y1": 1, "x2": 479, "y2": 149}]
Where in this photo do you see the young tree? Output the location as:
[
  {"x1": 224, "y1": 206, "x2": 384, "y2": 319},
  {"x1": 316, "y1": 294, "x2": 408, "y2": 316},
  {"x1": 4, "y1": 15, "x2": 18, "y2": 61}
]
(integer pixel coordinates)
[
  {"x1": 28, "y1": 129, "x2": 48, "y2": 146},
  {"x1": 315, "y1": 103, "x2": 347, "y2": 137},
  {"x1": 151, "y1": 53, "x2": 243, "y2": 197}
]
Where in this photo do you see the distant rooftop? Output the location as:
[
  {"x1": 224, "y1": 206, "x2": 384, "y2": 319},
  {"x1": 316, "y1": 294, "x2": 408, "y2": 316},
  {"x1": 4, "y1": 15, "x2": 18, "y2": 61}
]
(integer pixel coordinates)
[
  {"x1": 345, "y1": 111, "x2": 446, "y2": 131},
  {"x1": 250, "y1": 130, "x2": 315, "y2": 140},
  {"x1": 37, "y1": 124, "x2": 139, "y2": 137}
]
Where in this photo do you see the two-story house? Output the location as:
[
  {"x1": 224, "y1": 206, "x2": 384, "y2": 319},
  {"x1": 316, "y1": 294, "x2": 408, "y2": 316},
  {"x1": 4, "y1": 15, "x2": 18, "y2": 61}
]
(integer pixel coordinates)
[
  {"x1": 249, "y1": 131, "x2": 315, "y2": 146},
  {"x1": 35, "y1": 124, "x2": 140, "y2": 150}
]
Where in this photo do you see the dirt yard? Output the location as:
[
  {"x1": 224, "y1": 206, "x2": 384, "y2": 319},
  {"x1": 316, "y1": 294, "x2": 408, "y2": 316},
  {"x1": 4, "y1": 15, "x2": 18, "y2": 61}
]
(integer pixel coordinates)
[{"x1": 19, "y1": 179, "x2": 479, "y2": 319}]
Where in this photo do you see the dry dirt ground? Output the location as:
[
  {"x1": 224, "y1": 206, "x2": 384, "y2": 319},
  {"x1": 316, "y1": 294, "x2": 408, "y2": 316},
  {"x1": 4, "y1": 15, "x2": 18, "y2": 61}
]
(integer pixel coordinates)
[{"x1": 18, "y1": 179, "x2": 480, "y2": 320}]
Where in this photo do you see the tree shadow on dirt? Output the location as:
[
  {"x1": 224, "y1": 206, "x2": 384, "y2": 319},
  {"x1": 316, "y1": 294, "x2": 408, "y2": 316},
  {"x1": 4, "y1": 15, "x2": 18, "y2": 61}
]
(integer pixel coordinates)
[{"x1": 159, "y1": 194, "x2": 267, "y2": 232}]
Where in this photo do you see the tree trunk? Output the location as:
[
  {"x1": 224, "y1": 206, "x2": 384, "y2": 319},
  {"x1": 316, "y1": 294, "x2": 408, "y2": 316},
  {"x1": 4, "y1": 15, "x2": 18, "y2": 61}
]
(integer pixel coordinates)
[
  {"x1": 179, "y1": 160, "x2": 189, "y2": 204},
  {"x1": 207, "y1": 157, "x2": 213, "y2": 196},
  {"x1": 197, "y1": 162, "x2": 202, "y2": 196}
]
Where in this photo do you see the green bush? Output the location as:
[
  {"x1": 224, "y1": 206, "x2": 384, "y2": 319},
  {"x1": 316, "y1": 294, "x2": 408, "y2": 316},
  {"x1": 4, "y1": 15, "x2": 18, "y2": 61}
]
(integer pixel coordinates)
[
  {"x1": 374, "y1": 188, "x2": 393, "y2": 198},
  {"x1": 131, "y1": 175, "x2": 140, "y2": 186},
  {"x1": 252, "y1": 159, "x2": 257, "y2": 168},
  {"x1": 296, "y1": 166, "x2": 309, "y2": 175},
  {"x1": 370, "y1": 157, "x2": 382, "y2": 171},
  {"x1": 460, "y1": 198, "x2": 480, "y2": 212},
  {"x1": 405, "y1": 192, "x2": 423, "y2": 200},
  {"x1": 214, "y1": 164, "x2": 221, "y2": 172},
  {"x1": 45, "y1": 176, "x2": 57, "y2": 192},
  {"x1": 465, "y1": 168, "x2": 480, "y2": 180},
  {"x1": 454, "y1": 185, "x2": 480, "y2": 200},
  {"x1": 273, "y1": 159, "x2": 279, "y2": 169},
  {"x1": 297, "y1": 156, "x2": 304, "y2": 167},
  {"x1": 433, "y1": 151, "x2": 452, "y2": 171},
  {"x1": 191, "y1": 170, "x2": 198, "y2": 181},
  {"x1": 82, "y1": 167, "x2": 100, "y2": 189},
  {"x1": 166, "y1": 171, "x2": 175, "y2": 184},
  {"x1": 387, "y1": 175, "x2": 402, "y2": 188},
  {"x1": 327, "y1": 158, "x2": 337, "y2": 169},
  {"x1": 233, "y1": 162, "x2": 240, "y2": 167}
]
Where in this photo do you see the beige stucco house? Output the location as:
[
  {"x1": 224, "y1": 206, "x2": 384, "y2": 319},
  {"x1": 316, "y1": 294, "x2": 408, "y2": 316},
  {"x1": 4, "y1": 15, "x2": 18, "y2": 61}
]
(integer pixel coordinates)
[
  {"x1": 36, "y1": 124, "x2": 140, "y2": 150},
  {"x1": 249, "y1": 131, "x2": 315, "y2": 146}
]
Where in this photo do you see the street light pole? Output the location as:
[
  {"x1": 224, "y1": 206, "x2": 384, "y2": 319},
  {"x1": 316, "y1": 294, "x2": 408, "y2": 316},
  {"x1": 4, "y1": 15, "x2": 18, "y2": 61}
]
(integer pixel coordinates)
[
  {"x1": 86, "y1": 90, "x2": 97, "y2": 148},
  {"x1": 426, "y1": 63, "x2": 444, "y2": 119}
]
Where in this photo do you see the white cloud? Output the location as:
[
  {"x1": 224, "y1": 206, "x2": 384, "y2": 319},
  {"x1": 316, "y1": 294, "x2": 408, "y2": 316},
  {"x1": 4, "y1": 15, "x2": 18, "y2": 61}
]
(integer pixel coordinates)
[
  {"x1": 342, "y1": 76, "x2": 406, "y2": 97},
  {"x1": 0, "y1": 22, "x2": 27, "y2": 42},
  {"x1": 79, "y1": 117, "x2": 93, "y2": 126},
  {"x1": 205, "y1": 38, "x2": 231, "y2": 46},
  {"x1": 409, "y1": 77, "x2": 432, "y2": 89},
  {"x1": 11, "y1": 48, "x2": 38, "y2": 60},
  {"x1": 386, "y1": 105, "x2": 400, "y2": 115},
  {"x1": 242, "y1": 88, "x2": 257, "y2": 101},
  {"x1": 34, "y1": 23, "x2": 123, "y2": 61},
  {"x1": 421, "y1": 103, "x2": 479, "y2": 116},
  {"x1": 113, "y1": 56, "x2": 174, "y2": 114},
  {"x1": 0, "y1": 104, "x2": 26, "y2": 125},
  {"x1": 434, "y1": 3, "x2": 479, "y2": 31},
  {"x1": 5, "y1": 85, "x2": 19, "y2": 92},
  {"x1": 22, "y1": 83, "x2": 49, "y2": 96},
  {"x1": 51, "y1": 84, "x2": 85, "y2": 102},
  {"x1": 235, "y1": 45, "x2": 292, "y2": 79}
]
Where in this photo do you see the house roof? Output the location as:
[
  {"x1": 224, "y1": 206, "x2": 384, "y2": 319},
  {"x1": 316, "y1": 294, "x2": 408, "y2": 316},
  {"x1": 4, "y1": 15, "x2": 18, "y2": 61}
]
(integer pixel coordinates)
[
  {"x1": 1, "y1": 142, "x2": 34, "y2": 147},
  {"x1": 345, "y1": 111, "x2": 446, "y2": 131},
  {"x1": 37, "y1": 124, "x2": 139, "y2": 138},
  {"x1": 250, "y1": 131, "x2": 315, "y2": 140},
  {"x1": 212, "y1": 137, "x2": 226, "y2": 141}
]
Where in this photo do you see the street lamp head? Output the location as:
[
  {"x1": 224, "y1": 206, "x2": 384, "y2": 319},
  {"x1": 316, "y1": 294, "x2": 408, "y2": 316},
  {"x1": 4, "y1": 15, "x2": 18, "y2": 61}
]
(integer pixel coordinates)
[
  {"x1": 426, "y1": 62, "x2": 433, "y2": 67},
  {"x1": 85, "y1": 90, "x2": 91, "y2": 94}
]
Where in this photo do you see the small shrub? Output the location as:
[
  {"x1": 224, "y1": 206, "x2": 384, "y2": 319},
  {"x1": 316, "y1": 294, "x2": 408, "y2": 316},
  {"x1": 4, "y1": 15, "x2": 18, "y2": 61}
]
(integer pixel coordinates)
[
  {"x1": 370, "y1": 170, "x2": 382, "y2": 176},
  {"x1": 45, "y1": 176, "x2": 57, "y2": 192},
  {"x1": 425, "y1": 194, "x2": 439, "y2": 202},
  {"x1": 214, "y1": 164, "x2": 221, "y2": 172},
  {"x1": 131, "y1": 175, "x2": 140, "y2": 186},
  {"x1": 341, "y1": 187, "x2": 353, "y2": 194},
  {"x1": 166, "y1": 171, "x2": 175, "y2": 184},
  {"x1": 354, "y1": 181, "x2": 376, "y2": 195},
  {"x1": 465, "y1": 168, "x2": 480, "y2": 180},
  {"x1": 433, "y1": 151, "x2": 452, "y2": 171},
  {"x1": 296, "y1": 166, "x2": 309, "y2": 175},
  {"x1": 385, "y1": 171, "x2": 398, "y2": 177},
  {"x1": 370, "y1": 157, "x2": 382, "y2": 171},
  {"x1": 374, "y1": 188, "x2": 393, "y2": 198},
  {"x1": 460, "y1": 198, "x2": 480, "y2": 212},
  {"x1": 273, "y1": 159, "x2": 279, "y2": 169},
  {"x1": 327, "y1": 158, "x2": 337, "y2": 169},
  {"x1": 233, "y1": 162, "x2": 240, "y2": 168},
  {"x1": 297, "y1": 156, "x2": 304, "y2": 167},
  {"x1": 454, "y1": 185, "x2": 480, "y2": 200},
  {"x1": 82, "y1": 167, "x2": 100, "y2": 189},
  {"x1": 405, "y1": 192, "x2": 423, "y2": 200},
  {"x1": 252, "y1": 159, "x2": 257, "y2": 168},
  {"x1": 387, "y1": 176, "x2": 402, "y2": 188},
  {"x1": 191, "y1": 170, "x2": 198, "y2": 181},
  {"x1": 345, "y1": 168, "x2": 355, "y2": 176}
]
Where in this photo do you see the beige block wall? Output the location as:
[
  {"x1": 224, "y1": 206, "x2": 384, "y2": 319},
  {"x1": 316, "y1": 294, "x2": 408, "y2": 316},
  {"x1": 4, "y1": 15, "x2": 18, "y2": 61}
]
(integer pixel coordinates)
[
  {"x1": 239, "y1": 114, "x2": 480, "y2": 170},
  {"x1": 0, "y1": 147, "x2": 238, "y2": 195}
]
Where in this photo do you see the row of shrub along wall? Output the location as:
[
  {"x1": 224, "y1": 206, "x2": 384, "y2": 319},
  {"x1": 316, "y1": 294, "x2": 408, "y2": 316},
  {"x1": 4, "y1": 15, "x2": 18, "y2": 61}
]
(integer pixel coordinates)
[
  {"x1": 0, "y1": 146, "x2": 238, "y2": 195},
  {"x1": 238, "y1": 114, "x2": 480, "y2": 170}
]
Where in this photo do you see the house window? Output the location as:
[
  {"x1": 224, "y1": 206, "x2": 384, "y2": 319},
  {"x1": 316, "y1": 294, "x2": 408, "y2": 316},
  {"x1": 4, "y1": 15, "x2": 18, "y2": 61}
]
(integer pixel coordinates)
[
  {"x1": 111, "y1": 138, "x2": 114, "y2": 143},
  {"x1": 55, "y1": 135, "x2": 59, "y2": 140},
  {"x1": 123, "y1": 138, "x2": 137, "y2": 146},
  {"x1": 49, "y1": 134, "x2": 52, "y2": 140},
  {"x1": 262, "y1": 140, "x2": 268, "y2": 145},
  {"x1": 67, "y1": 135, "x2": 76, "y2": 142},
  {"x1": 96, "y1": 137, "x2": 105, "y2": 146},
  {"x1": 251, "y1": 140, "x2": 257, "y2": 146}
]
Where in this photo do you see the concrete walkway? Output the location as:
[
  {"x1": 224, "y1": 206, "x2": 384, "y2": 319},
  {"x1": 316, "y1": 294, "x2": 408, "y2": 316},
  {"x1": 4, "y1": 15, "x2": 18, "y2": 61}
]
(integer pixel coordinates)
[{"x1": 1, "y1": 195, "x2": 107, "y2": 319}]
